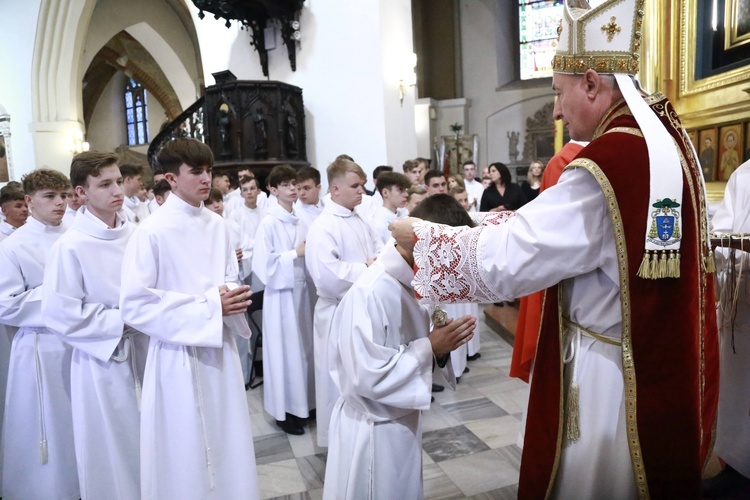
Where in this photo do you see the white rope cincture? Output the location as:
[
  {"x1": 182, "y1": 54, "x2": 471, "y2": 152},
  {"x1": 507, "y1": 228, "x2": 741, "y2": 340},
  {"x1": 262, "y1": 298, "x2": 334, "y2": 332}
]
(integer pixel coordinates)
[
  {"x1": 190, "y1": 347, "x2": 215, "y2": 491},
  {"x1": 562, "y1": 325, "x2": 582, "y2": 442},
  {"x1": 33, "y1": 332, "x2": 49, "y2": 464}
]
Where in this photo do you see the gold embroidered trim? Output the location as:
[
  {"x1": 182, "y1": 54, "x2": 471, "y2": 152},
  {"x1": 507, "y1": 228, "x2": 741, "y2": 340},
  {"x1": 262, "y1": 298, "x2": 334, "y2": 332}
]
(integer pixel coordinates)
[
  {"x1": 592, "y1": 99, "x2": 629, "y2": 139},
  {"x1": 604, "y1": 127, "x2": 643, "y2": 137},
  {"x1": 566, "y1": 158, "x2": 650, "y2": 500},
  {"x1": 553, "y1": 54, "x2": 639, "y2": 74},
  {"x1": 544, "y1": 285, "x2": 566, "y2": 500}
]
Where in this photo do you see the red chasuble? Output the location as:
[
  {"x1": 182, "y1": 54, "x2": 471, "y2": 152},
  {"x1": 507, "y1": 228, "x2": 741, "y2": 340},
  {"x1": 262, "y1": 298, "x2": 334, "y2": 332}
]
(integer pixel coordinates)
[{"x1": 519, "y1": 95, "x2": 719, "y2": 499}]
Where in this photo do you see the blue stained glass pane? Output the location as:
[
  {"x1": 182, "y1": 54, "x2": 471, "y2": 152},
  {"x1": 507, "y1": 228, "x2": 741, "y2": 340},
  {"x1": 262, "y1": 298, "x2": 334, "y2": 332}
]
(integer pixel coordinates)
[
  {"x1": 125, "y1": 92, "x2": 133, "y2": 108},
  {"x1": 126, "y1": 108, "x2": 134, "y2": 123},
  {"x1": 127, "y1": 124, "x2": 136, "y2": 146},
  {"x1": 137, "y1": 123, "x2": 144, "y2": 144},
  {"x1": 136, "y1": 106, "x2": 143, "y2": 121}
]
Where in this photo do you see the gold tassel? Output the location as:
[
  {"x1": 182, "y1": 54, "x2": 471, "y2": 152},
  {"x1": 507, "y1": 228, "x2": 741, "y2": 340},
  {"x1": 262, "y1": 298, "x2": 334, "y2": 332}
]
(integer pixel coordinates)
[
  {"x1": 649, "y1": 251, "x2": 659, "y2": 278},
  {"x1": 673, "y1": 252, "x2": 681, "y2": 278},
  {"x1": 40, "y1": 439, "x2": 48, "y2": 465},
  {"x1": 637, "y1": 251, "x2": 652, "y2": 279},
  {"x1": 705, "y1": 252, "x2": 716, "y2": 273},
  {"x1": 566, "y1": 383, "x2": 580, "y2": 441},
  {"x1": 658, "y1": 251, "x2": 668, "y2": 278}
]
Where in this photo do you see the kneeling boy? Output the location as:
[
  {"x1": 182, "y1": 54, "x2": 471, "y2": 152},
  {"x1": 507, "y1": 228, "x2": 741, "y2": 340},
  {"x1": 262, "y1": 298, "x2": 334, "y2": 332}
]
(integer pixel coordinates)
[{"x1": 323, "y1": 194, "x2": 476, "y2": 499}]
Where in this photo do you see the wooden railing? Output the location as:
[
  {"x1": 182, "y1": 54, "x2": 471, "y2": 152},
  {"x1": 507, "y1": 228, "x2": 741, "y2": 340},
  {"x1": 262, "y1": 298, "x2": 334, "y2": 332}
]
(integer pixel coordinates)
[{"x1": 147, "y1": 96, "x2": 205, "y2": 170}]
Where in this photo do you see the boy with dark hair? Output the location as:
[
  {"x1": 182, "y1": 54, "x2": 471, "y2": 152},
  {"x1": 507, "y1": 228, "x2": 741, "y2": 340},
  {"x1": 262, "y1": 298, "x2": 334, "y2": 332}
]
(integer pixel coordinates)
[
  {"x1": 324, "y1": 194, "x2": 476, "y2": 499},
  {"x1": 43, "y1": 150, "x2": 147, "y2": 499},
  {"x1": 152, "y1": 178, "x2": 172, "y2": 206},
  {"x1": 295, "y1": 166, "x2": 324, "y2": 228},
  {"x1": 424, "y1": 170, "x2": 447, "y2": 195},
  {"x1": 119, "y1": 164, "x2": 147, "y2": 223},
  {"x1": 0, "y1": 186, "x2": 28, "y2": 242},
  {"x1": 368, "y1": 165, "x2": 393, "y2": 196},
  {"x1": 370, "y1": 171, "x2": 411, "y2": 248},
  {"x1": 119, "y1": 138, "x2": 259, "y2": 498},
  {"x1": 252, "y1": 165, "x2": 316, "y2": 434},
  {"x1": 0, "y1": 169, "x2": 78, "y2": 499},
  {"x1": 449, "y1": 185, "x2": 470, "y2": 211}
]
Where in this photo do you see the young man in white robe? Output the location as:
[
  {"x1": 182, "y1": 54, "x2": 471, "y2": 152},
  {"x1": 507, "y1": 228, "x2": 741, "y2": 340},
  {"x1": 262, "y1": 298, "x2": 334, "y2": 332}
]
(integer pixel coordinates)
[
  {"x1": 253, "y1": 165, "x2": 316, "y2": 435},
  {"x1": 294, "y1": 166, "x2": 325, "y2": 229},
  {"x1": 0, "y1": 169, "x2": 79, "y2": 500},
  {"x1": 462, "y1": 161, "x2": 485, "y2": 212},
  {"x1": 368, "y1": 171, "x2": 410, "y2": 250},
  {"x1": 324, "y1": 194, "x2": 477, "y2": 500},
  {"x1": 705, "y1": 159, "x2": 750, "y2": 495},
  {"x1": 0, "y1": 186, "x2": 28, "y2": 242},
  {"x1": 230, "y1": 175, "x2": 266, "y2": 289},
  {"x1": 119, "y1": 138, "x2": 259, "y2": 499},
  {"x1": 42, "y1": 152, "x2": 147, "y2": 499},
  {"x1": 63, "y1": 187, "x2": 81, "y2": 225},
  {"x1": 120, "y1": 164, "x2": 147, "y2": 223},
  {"x1": 305, "y1": 158, "x2": 379, "y2": 447}
]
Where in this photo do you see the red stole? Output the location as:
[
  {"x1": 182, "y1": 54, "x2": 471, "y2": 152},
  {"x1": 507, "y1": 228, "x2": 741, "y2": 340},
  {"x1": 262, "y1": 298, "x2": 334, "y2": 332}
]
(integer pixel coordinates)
[{"x1": 518, "y1": 96, "x2": 719, "y2": 499}]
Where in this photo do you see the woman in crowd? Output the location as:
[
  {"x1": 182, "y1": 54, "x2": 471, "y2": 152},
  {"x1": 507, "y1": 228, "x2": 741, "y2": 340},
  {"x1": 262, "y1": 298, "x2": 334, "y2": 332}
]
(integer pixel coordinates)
[
  {"x1": 479, "y1": 162, "x2": 527, "y2": 212},
  {"x1": 447, "y1": 174, "x2": 465, "y2": 191},
  {"x1": 520, "y1": 160, "x2": 544, "y2": 202}
]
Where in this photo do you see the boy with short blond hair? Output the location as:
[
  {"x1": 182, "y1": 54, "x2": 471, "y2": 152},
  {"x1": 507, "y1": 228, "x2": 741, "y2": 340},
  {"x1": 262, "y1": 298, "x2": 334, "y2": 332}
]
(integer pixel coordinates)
[
  {"x1": 119, "y1": 138, "x2": 259, "y2": 498},
  {"x1": 0, "y1": 168, "x2": 79, "y2": 499},
  {"x1": 306, "y1": 157, "x2": 378, "y2": 446},
  {"x1": 43, "y1": 150, "x2": 147, "y2": 499},
  {"x1": 253, "y1": 165, "x2": 316, "y2": 435}
]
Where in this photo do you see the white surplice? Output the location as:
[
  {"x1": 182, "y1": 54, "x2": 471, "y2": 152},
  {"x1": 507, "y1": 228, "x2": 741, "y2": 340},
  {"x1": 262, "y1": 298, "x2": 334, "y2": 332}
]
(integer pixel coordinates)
[
  {"x1": 464, "y1": 178, "x2": 485, "y2": 212},
  {"x1": 711, "y1": 160, "x2": 750, "y2": 478},
  {"x1": 0, "y1": 216, "x2": 79, "y2": 500},
  {"x1": 412, "y1": 168, "x2": 637, "y2": 499},
  {"x1": 294, "y1": 198, "x2": 324, "y2": 230},
  {"x1": 223, "y1": 188, "x2": 243, "y2": 217},
  {"x1": 368, "y1": 205, "x2": 398, "y2": 252},
  {"x1": 0, "y1": 220, "x2": 17, "y2": 242},
  {"x1": 444, "y1": 302, "x2": 478, "y2": 376},
  {"x1": 42, "y1": 207, "x2": 147, "y2": 500},
  {"x1": 252, "y1": 204, "x2": 316, "y2": 420},
  {"x1": 324, "y1": 243, "x2": 454, "y2": 500},
  {"x1": 122, "y1": 195, "x2": 149, "y2": 224},
  {"x1": 119, "y1": 193, "x2": 258, "y2": 499},
  {"x1": 305, "y1": 199, "x2": 378, "y2": 446},
  {"x1": 229, "y1": 204, "x2": 265, "y2": 284}
]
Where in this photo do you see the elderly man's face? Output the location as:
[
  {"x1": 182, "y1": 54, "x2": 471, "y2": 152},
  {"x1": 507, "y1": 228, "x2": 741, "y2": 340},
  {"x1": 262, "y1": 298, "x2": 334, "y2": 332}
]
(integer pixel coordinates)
[{"x1": 552, "y1": 72, "x2": 600, "y2": 142}]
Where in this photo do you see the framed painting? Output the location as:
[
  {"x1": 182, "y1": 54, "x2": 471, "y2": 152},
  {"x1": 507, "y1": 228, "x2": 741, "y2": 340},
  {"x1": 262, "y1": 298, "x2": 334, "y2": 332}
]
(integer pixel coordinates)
[
  {"x1": 698, "y1": 128, "x2": 717, "y2": 181},
  {"x1": 725, "y1": 0, "x2": 750, "y2": 50},
  {"x1": 717, "y1": 124, "x2": 743, "y2": 181}
]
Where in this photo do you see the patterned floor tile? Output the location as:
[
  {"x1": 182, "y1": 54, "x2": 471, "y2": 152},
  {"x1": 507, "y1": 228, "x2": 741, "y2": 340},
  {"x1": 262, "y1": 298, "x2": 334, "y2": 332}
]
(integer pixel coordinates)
[
  {"x1": 467, "y1": 483, "x2": 519, "y2": 500},
  {"x1": 441, "y1": 396, "x2": 508, "y2": 423},
  {"x1": 258, "y1": 458, "x2": 307, "y2": 499},
  {"x1": 296, "y1": 453, "x2": 327, "y2": 490},
  {"x1": 464, "y1": 414, "x2": 521, "y2": 449},
  {"x1": 423, "y1": 462, "x2": 466, "y2": 499},
  {"x1": 422, "y1": 425, "x2": 490, "y2": 463},
  {"x1": 254, "y1": 432, "x2": 295, "y2": 465},
  {"x1": 438, "y1": 449, "x2": 519, "y2": 497}
]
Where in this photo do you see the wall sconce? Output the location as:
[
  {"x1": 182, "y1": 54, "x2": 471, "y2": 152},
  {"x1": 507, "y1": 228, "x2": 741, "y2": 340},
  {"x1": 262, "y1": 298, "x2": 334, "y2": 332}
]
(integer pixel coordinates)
[
  {"x1": 70, "y1": 129, "x2": 90, "y2": 154},
  {"x1": 399, "y1": 53, "x2": 418, "y2": 107}
]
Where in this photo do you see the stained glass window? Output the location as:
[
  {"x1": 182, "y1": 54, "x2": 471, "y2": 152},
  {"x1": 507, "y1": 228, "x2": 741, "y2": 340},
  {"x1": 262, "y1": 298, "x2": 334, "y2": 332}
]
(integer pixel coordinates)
[
  {"x1": 518, "y1": 0, "x2": 564, "y2": 80},
  {"x1": 124, "y1": 78, "x2": 149, "y2": 145}
]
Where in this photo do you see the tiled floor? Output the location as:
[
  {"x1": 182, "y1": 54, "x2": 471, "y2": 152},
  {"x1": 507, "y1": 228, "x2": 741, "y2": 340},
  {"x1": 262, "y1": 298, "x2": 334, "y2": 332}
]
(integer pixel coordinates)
[{"x1": 245, "y1": 307, "x2": 529, "y2": 499}]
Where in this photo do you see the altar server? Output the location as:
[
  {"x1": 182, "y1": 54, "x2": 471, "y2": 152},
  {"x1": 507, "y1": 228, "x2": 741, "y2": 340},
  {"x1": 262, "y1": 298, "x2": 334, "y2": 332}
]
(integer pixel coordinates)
[
  {"x1": 369, "y1": 171, "x2": 411, "y2": 249},
  {"x1": 43, "y1": 152, "x2": 146, "y2": 499},
  {"x1": 119, "y1": 138, "x2": 259, "y2": 499},
  {"x1": 294, "y1": 166, "x2": 325, "y2": 229},
  {"x1": 0, "y1": 169, "x2": 78, "y2": 500},
  {"x1": 306, "y1": 158, "x2": 378, "y2": 446},
  {"x1": 324, "y1": 194, "x2": 476, "y2": 499},
  {"x1": 253, "y1": 165, "x2": 316, "y2": 435}
]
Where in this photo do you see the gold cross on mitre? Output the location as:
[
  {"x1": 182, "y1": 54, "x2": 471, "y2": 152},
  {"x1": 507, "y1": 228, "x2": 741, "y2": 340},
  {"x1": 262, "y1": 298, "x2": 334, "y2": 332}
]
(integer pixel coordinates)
[{"x1": 601, "y1": 16, "x2": 622, "y2": 41}]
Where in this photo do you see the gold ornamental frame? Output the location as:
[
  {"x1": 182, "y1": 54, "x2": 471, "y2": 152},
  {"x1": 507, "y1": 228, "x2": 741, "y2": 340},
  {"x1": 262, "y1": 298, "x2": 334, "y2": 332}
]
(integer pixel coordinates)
[
  {"x1": 725, "y1": 0, "x2": 750, "y2": 50},
  {"x1": 679, "y1": 0, "x2": 750, "y2": 97}
]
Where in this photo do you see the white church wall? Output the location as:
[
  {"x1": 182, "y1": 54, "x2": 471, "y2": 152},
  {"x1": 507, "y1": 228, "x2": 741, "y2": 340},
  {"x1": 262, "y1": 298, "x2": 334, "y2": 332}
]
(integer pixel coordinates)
[
  {"x1": 189, "y1": 0, "x2": 417, "y2": 187},
  {"x1": 459, "y1": 0, "x2": 553, "y2": 168},
  {"x1": 0, "y1": 0, "x2": 43, "y2": 177}
]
